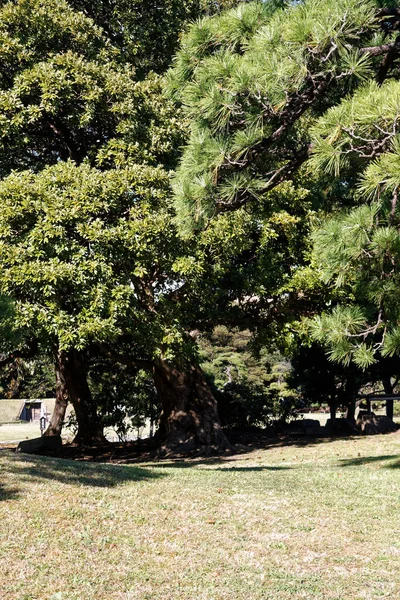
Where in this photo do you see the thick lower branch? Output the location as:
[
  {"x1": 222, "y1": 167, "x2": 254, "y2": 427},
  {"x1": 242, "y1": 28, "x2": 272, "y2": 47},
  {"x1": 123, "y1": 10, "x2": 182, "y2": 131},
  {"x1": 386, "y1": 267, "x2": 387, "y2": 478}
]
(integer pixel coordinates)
[
  {"x1": 55, "y1": 348, "x2": 105, "y2": 446},
  {"x1": 360, "y1": 42, "x2": 400, "y2": 57},
  {"x1": 96, "y1": 342, "x2": 154, "y2": 372}
]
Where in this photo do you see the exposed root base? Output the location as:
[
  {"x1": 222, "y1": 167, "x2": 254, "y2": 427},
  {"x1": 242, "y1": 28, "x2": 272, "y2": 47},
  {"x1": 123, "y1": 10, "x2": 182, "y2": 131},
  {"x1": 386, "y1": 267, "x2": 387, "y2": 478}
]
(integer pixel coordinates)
[
  {"x1": 155, "y1": 429, "x2": 233, "y2": 458},
  {"x1": 72, "y1": 435, "x2": 111, "y2": 448}
]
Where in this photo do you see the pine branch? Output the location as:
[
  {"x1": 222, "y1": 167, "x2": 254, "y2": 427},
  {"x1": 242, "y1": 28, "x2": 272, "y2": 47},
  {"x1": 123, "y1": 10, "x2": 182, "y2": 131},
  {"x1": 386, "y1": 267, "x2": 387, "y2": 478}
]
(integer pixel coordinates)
[
  {"x1": 215, "y1": 144, "x2": 310, "y2": 211},
  {"x1": 360, "y1": 41, "x2": 400, "y2": 57},
  {"x1": 212, "y1": 71, "x2": 335, "y2": 212}
]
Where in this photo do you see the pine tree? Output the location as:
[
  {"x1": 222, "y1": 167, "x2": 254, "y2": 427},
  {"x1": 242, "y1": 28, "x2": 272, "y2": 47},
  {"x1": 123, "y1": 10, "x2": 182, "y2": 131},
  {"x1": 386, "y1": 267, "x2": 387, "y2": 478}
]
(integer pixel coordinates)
[
  {"x1": 169, "y1": 0, "x2": 400, "y2": 404},
  {"x1": 309, "y1": 67, "x2": 400, "y2": 368},
  {"x1": 168, "y1": 0, "x2": 397, "y2": 231}
]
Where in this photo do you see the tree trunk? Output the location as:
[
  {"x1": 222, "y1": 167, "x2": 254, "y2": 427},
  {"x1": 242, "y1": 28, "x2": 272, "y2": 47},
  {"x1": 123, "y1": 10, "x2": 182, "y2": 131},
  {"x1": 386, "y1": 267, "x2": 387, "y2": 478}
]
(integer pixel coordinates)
[
  {"x1": 386, "y1": 398, "x2": 394, "y2": 420},
  {"x1": 153, "y1": 360, "x2": 231, "y2": 454},
  {"x1": 345, "y1": 399, "x2": 356, "y2": 422},
  {"x1": 343, "y1": 374, "x2": 360, "y2": 424},
  {"x1": 55, "y1": 348, "x2": 106, "y2": 446},
  {"x1": 382, "y1": 376, "x2": 394, "y2": 420},
  {"x1": 43, "y1": 354, "x2": 69, "y2": 437},
  {"x1": 329, "y1": 401, "x2": 336, "y2": 421}
]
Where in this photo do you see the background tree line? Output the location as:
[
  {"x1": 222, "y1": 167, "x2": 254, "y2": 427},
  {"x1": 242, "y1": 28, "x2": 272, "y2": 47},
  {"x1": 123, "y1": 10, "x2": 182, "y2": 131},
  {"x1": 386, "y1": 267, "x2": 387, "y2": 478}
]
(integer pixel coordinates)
[{"x1": 1, "y1": 0, "x2": 400, "y2": 452}]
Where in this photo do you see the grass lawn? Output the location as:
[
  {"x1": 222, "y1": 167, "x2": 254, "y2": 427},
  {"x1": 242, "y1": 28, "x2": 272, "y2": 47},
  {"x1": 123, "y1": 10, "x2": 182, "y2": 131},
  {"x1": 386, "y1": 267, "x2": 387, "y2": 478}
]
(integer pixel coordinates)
[
  {"x1": 0, "y1": 422, "x2": 45, "y2": 443},
  {"x1": 0, "y1": 434, "x2": 399, "y2": 600}
]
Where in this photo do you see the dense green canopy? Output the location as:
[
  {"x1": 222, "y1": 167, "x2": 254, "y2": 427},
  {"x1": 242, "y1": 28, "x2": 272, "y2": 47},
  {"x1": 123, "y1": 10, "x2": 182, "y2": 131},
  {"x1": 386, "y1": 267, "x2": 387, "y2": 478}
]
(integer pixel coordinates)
[
  {"x1": 0, "y1": 162, "x2": 179, "y2": 354},
  {"x1": 168, "y1": 0, "x2": 391, "y2": 231}
]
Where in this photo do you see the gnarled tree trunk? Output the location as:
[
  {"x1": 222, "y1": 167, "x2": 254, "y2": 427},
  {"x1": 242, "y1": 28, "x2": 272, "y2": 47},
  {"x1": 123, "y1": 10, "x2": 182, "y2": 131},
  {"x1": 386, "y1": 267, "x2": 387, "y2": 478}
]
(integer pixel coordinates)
[
  {"x1": 44, "y1": 352, "x2": 69, "y2": 437},
  {"x1": 54, "y1": 348, "x2": 106, "y2": 446},
  {"x1": 153, "y1": 359, "x2": 231, "y2": 454}
]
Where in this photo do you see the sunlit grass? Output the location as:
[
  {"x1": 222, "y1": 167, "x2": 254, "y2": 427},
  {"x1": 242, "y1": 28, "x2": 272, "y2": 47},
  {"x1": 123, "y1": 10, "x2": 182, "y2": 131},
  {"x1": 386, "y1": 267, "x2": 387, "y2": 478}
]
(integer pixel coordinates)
[
  {"x1": 0, "y1": 434, "x2": 399, "y2": 599},
  {"x1": 0, "y1": 422, "x2": 43, "y2": 442}
]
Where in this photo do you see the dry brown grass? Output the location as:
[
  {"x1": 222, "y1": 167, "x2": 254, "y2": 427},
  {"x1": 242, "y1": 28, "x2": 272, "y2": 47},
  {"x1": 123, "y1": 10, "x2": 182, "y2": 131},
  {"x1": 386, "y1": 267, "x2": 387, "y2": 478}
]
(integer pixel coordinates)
[{"x1": 0, "y1": 433, "x2": 399, "y2": 600}]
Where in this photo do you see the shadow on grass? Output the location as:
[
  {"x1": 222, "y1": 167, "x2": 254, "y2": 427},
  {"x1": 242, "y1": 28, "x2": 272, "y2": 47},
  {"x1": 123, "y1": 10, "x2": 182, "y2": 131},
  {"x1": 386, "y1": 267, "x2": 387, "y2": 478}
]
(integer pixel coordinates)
[
  {"x1": 338, "y1": 454, "x2": 400, "y2": 469},
  {"x1": 0, "y1": 449, "x2": 21, "y2": 501},
  {"x1": 124, "y1": 434, "x2": 362, "y2": 465},
  {"x1": 223, "y1": 430, "x2": 364, "y2": 452},
  {"x1": 0, "y1": 482, "x2": 19, "y2": 501},
  {"x1": 153, "y1": 461, "x2": 292, "y2": 471},
  {"x1": 10, "y1": 454, "x2": 164, "y2": 488},
  {"x1": 213, "y1": 465, "x2": 292, "y2": 472}
]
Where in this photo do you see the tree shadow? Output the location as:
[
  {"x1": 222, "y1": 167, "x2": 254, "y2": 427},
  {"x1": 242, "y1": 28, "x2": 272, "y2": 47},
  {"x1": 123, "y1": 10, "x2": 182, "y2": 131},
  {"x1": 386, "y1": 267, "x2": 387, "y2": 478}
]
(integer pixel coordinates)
[
  {"x1": 213, "y1": 465, "x2": 292, "y2": 472},
  {"x1": 0, "y1": 482, "x2": 19, "y2": 501},
  {"x1": 9, "y1": 454, "x2": 164, "y2": 488},
  {"x1": 0, "y1": 448, "x2": 21, "y2": 501},
  {"x1": 151, "y1": 461, "x2": 292, "y2": 471},
  {"x1": 124, "y1": 434, "x2": 362, "y2": 465},
  {"x1": 223, "y1": 430, "x2": 363, "y2": 453},
  {"x1": 338, "y1": 454, "x2": 400, "y2": 469}
]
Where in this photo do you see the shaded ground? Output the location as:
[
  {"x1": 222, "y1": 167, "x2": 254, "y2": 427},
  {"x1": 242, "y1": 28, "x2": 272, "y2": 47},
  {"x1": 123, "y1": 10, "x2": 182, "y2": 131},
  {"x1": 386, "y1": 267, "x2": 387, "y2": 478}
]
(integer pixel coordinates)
[
  {"x1": 0, "y1": 420, "x2": 147, "y2": 444},
  {"x1": 9, "y1": 427, "x2": 399, "y2": 463}
]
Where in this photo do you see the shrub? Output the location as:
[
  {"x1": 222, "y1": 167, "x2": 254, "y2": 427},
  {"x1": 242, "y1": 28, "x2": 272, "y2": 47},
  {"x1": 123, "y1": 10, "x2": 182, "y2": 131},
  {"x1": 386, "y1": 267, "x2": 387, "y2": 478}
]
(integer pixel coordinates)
[{"x1": 215, "y1": 380, "x2": 297, "y2": 429}]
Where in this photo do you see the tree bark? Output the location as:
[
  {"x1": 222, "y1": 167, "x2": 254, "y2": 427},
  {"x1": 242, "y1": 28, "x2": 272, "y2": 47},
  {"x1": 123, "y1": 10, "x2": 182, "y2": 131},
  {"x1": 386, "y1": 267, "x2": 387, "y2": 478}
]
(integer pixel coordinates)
[
  {"x1": 382, "y1": 376, "x2": 394, "y2": 420},
  {"x1": 153, "y1": 360, "x2": 231, "y2": 454},
  {"x1": 54, "y1": 348, "x2": 106, "y2": 446},
  {"x1": 43, "y1": 354, "x2": 69, "y2": 437},
  {"x1": 345, "y1": 399, "x2": 356, "y2": 422},
  {"x1": 329, "y1": 401, "x2": 336, "y2": 421},
  {"x1": 343, "y1": 375, "x2": 360, "y2": 424}
]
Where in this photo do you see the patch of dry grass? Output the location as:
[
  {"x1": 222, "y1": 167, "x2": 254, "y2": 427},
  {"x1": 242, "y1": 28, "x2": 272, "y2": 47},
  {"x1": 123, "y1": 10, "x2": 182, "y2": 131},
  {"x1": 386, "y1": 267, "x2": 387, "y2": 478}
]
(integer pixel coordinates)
[
  {"x1": 0, "y1": 434, "x2": 399, "y2": 600},
  {"x1": 0, "y1": 422, "x2": 43, "y2": 443}
]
